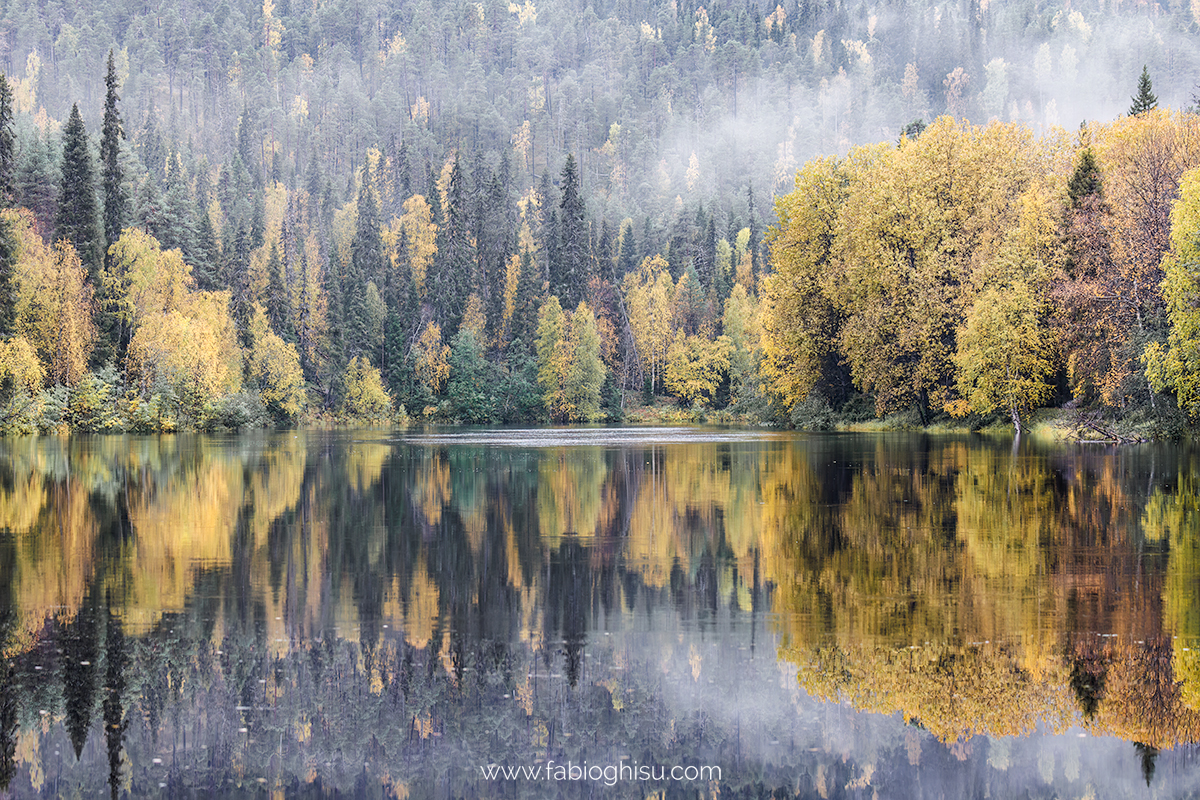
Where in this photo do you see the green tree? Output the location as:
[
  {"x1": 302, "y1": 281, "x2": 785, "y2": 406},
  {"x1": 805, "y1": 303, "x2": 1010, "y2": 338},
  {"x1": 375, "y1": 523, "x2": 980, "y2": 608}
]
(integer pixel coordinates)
[
  {"x1": 446, "y1": 328, "x2": 495, "y2": 423},
  {"x1": 0, "y1": 74, "x2": 14, "y2": 206},
  {"x1": 57, "y1": 104, "x2": 102, "y2": 281},
  {"x1": 1129, "y1": 66, "x2": 1158, "y2": 116},
  {"x1": 555, "y1": 154, "x2": 588, "y2": 309},
  {"x1": 100, "y1": 50, "x2": 126, "y2": 256}
]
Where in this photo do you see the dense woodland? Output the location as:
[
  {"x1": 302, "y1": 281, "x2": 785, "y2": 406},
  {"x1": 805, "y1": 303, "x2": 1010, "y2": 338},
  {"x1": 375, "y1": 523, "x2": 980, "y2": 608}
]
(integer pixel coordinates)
[{"x1": 0, "y1": 0, "x2": 1197, "y2": 429}]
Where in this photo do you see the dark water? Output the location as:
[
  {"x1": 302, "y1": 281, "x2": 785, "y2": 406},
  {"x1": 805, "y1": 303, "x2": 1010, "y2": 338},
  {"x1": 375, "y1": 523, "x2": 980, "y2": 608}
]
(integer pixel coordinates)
[{"x1": 1, "y1": 428, "x2": 1200, "y2": 797}]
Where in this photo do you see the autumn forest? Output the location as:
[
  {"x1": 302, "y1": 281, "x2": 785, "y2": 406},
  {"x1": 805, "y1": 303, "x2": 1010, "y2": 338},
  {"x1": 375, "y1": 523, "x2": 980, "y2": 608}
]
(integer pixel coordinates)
[{"x1": 0, "y1": 0, "x2": 1198, "y2": 432}]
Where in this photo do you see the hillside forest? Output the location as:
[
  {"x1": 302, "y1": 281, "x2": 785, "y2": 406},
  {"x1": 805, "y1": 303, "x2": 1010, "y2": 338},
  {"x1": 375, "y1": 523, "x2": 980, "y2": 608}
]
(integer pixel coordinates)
[{"x1": 0, "y1": 0, "x2": 1198, "y2": 430}]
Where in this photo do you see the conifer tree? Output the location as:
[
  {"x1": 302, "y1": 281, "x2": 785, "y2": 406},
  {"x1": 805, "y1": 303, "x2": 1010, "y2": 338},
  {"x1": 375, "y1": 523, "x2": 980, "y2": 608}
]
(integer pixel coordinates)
[
  {"x1": 0, "y1": 75, "x2": 14, "y2": 206},
  {"x1": 57, "y1": 103, "x2": 102, "y2": 281},
  {"x1": 1129, "y1": 66, "x2": 1158, "y2": 116},
  {"x1": 1067, "y1": 148, "x2": 1102, "y2": 207},
  {"x1": 747, "y1": 183, "x2": 761, "y2": 280},
  {"x1": 193, "y1": 203, "x2": 220, "y2": 291},
  {"x1": 0, "y1": 218, "x2": 15, "y2": 339},
  {"x1": 346, "y1": 162, "x2": 384, "y2": 362},
  {"x1": 0, "y1": 76, "x2": 15, "y2": 338},
  {"x1": 100, "y1": 50, "x2": 126, "y2": 256},
  {"x1": 618, "y1": 220, "x2": 638, "y2": 277},
  {"x1": 556, "y1": 154, "x2": 588, "y2": 308},
  {"x1": 433, "y1": 154, "x2": 474, "y2": 333}
]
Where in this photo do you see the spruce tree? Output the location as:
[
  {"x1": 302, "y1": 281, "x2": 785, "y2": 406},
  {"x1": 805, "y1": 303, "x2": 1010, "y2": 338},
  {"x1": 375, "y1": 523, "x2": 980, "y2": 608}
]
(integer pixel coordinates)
[
  {"x1": 618, "y1": 220, "x2": 638, "y2": 276},
  {"x1": 346, "y1": 162, "x2": 384, "y2": 361},
  {"x1": 100, "y1": 50, "x2": 126, "y2": 256},
  {"x1": 0, "y1": 75, "x2": 14, "y2": 206},
  {"x1": 747, "y1": 183, "x2": 761, "y2": 280},
  {"x1": 0, "y1": 75, "x2": 15, "y2": 338},
  {"x1": 556, "y1": 153, "x2": 588, "y2": 308},
  {"x1": 433, "y1": 154, "x2": 474, "y2": 333},
  {"x1": 0, "y1": 218, "x2": 16, "y2": 338},
  {"x1": 1129, "y1": 65, "x2": 1158, "y2": 116},
  {"x1": 57, "y1": 104, "x2": 102, "y2": 281},
  {"x1": 1067, "y1": 147, "x2": 1102, "y2": 207}
]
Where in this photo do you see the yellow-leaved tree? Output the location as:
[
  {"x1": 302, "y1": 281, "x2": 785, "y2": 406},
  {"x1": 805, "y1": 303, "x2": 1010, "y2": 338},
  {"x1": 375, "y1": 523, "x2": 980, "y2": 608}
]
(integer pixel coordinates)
[
  {"x1": 0, "y1": 336, "x2": 46, "y2": 432},
  {"x1": 623, "y1": 255, "x2": 675, "y2": 394},
  {"x1": 412, "y1": 321, "x2": 450, "y2": 398},
  {"x1": 665, "y1": 331, "x2": 733, "y2": 406},
  {"x1": 112, "y1": 229, "x2": 242, "y2": 419},
  {"x1": 952, "y1": 282, "x2": 1055, "y2": 430},
  {"x1": 342, "y1": 356, "x2": 392, "y2": 420},
  {"x1": 1146, "y1": 167, "x2": 1200, "y2": 418},
  {"x1": 399, "y1": 194, "x2": 437, "y2": 298},
  {"x1": 8, "y1": 210, "x2": 96, "y2": 385},
  {"x1": 829, "y1": 119, "x2": 1051, "y2": 416},
  {"x1": 722, "y1": 283, "x2": 763, "y2": 406},
  {"x1": 536, "y1": 297, "x2": 605, "y2": 421},
  {"x1": 247, "y1": 303, "x2": 305, "y2": 421},
  {"x1": 761, "y1": 156, "x2": 848, "y2": 410}
]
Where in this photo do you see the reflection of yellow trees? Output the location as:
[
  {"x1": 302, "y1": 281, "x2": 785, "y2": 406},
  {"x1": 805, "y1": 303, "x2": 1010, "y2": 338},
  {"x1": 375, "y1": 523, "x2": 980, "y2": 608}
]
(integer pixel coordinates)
[
  {"x1": 7, "y1": 477, "x2": 97, "y2": 644},
  {"x1": 413, "y1": 450, "x2": 451, "y2": 526},
  {"x1": 122, "y1": 445, "x2": 241, "y2": 621},
  {"x1": 792, "y1": 642, "x2": 1075, "y2": 743},
  {"x1": 536, "y1": 448, "x2": 606, "y2": 545}
]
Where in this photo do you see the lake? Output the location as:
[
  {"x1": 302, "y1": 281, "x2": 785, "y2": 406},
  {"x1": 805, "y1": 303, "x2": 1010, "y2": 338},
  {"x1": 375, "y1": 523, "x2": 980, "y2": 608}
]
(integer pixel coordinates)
[{"x1": 1, "y1": 428, "x2": 1199, "y2": 798}]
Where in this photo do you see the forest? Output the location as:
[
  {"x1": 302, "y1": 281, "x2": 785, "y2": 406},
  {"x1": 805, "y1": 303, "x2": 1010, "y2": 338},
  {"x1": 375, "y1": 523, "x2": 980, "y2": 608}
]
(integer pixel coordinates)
[{"x1": 0, "y1": 0, "x2": 1197, "y2": 430}]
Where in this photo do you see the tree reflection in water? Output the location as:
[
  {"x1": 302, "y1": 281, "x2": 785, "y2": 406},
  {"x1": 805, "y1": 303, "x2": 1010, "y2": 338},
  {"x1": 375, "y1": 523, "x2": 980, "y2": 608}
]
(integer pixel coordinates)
[{"x1": 0, "y1": 431, "x2": 1198, "y2": 796}]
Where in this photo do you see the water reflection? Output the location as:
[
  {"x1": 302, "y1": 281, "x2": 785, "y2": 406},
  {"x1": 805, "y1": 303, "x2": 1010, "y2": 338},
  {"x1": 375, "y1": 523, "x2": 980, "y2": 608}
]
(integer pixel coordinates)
[{"x1": 0, "y1": 431, "x2": 1198, "y2": 796}]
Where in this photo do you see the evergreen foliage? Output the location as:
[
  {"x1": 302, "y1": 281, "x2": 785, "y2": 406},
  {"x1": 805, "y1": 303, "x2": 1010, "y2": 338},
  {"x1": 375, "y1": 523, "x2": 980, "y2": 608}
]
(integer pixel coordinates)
[
  {"x1": 1130, "y1": 66, "x2": 1158, "y2": 116},
  {"x1": 100, "y1": 50, "x2": 125, "y2": 256},
  {"x1": 56, "y1": 104, "x2": 101, "y2": 281}
]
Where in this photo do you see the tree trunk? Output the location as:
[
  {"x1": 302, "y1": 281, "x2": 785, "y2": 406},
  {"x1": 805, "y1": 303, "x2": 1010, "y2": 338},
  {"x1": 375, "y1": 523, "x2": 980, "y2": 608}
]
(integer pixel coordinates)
[{"x1": 1011, "y1": 401, "x2": 1022, "y2": 434}]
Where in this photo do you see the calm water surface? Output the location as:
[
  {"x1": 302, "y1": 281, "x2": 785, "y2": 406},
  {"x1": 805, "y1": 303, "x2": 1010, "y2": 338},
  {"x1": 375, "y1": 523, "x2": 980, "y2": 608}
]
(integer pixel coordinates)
[{"x1": 0, "y1": 428, "x2": 1199, "y2": 797}]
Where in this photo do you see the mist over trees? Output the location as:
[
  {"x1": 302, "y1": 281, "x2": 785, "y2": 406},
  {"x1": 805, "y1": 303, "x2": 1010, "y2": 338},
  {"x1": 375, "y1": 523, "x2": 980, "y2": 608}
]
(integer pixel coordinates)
[{"x1": 0, "y1": 0, "x2": 1196, "y2": 429}]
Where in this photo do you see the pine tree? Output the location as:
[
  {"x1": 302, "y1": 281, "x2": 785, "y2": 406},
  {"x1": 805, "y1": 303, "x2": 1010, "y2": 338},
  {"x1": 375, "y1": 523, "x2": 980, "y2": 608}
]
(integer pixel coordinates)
[
  {"x1": 100, "y1": 50, "x2": 126, "y2": 256},
  {"x1": 0, "y1": 75, "x2": 14, "y2": 206},
  {"x1": 1129, "y1": 65, "x2": 1158, "y2": 116},
  {"x1": 57, "y1": 104, "x2": 102, "y2": 281}
]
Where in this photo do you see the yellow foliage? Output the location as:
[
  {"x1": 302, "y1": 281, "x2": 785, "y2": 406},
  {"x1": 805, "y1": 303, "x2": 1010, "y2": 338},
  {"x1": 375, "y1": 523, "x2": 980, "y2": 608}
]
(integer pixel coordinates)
[
  {"x1": 9, "y1": 212, "x2": 96, "y2": 385},
  {"x1": 623, "y1": 256, "x2": 675, "y2": 393},
  {"x1": 248, "y1": 304, "x2": 305, "y2": 419},
  {"x1": 127, "y1": 291, "x2": 242, "y2": 409},
  {"x1": 399, "y1": 195, "x2": 437, "y2": 297},
  {"x1": 342, "y1": 356, "x2": 392, "y2": 419},
  {"x1": 664, "y1": 331, "x2": 733, "y2": 405},
  {"x1": 412, "y1": 322, "x2": 450, "y2": 395}
]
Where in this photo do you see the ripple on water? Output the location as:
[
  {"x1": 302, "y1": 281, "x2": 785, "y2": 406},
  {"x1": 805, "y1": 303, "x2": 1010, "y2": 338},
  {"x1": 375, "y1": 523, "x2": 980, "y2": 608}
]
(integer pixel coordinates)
[{"x1": 396, "y1": 426, "x2": 788, "y2": 448}]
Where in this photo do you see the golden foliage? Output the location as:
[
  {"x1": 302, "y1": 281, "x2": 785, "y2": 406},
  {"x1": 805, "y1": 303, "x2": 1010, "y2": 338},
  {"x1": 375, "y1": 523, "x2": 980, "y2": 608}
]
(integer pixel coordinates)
[
  {"x1": 342, "y1": 356, "x2": 392, "y2": 419},
  {"x1": 9, "y1": 212, "x2": 96, "y2": 385},
  {"x1": 412, "y1": 322, "x2": 450, "y2": 396}
]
